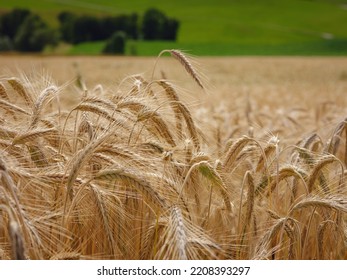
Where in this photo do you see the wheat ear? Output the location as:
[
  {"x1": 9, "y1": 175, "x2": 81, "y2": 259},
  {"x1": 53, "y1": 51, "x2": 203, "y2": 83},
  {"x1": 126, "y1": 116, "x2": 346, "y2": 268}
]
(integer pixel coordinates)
[
  {"x1": 290, "y1": 196, "x2": 347, "y2": 214},
  {"x1": 179, "y1": 160, "x2": 232, "y2": 211},
  {"x1": 176, "y1": 101, "x2": 201, "y2": 150},
  {"x1": 153, "y1": 49, "x2": 204, "y2": 89},
  {"x1": 136, "y1": 108, "x2": 176, "y2": 147},
  {"x1": 7, "y1": 78, "x2": 33, "y2": 107},
  {"x1": 30, "y1": 85, "x2": 58, "y2": 128},
  {"x1": 317, "y1": 220, "x2": 337, "y2": 259},
  {"x1": 63, "y1": 131, "x2": 113, "y2": 215},
  {"x1": 169, "y1": 206, "x2": 188, "y2": 260},
  {"x1": 307, "y1": 155, "x2": 342, "y2": 193},
  {"x1": 94, "y1": 168, "x2": 168, "y2": 213},
  {"x1": 0, "y1": 99, "x2": 30, "y2": 115},
  {"x1": 12, "y1": 128, "x2": 57, "y2": 145},
  {"x1": 0, "y1": 82, "x2": 10, "y2": 101},
  {"x1": 154, "y1": 80, "x2": 183, "y2": 137},
  {"x1": 222, "y1": 136, "x2": 253, "y2": 172}
]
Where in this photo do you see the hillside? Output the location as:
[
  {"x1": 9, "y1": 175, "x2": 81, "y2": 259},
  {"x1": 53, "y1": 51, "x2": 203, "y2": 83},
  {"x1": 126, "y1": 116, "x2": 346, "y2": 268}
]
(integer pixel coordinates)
[{"x1": 1, "y1": 0, "x2": 347, "y2": 55}]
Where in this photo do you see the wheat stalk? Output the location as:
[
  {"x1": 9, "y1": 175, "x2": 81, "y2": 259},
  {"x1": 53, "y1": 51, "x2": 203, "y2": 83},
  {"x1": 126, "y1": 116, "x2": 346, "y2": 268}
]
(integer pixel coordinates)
[
  {"x1": 153, "y1": 80, "x2": 183, "y2": 137},
  {"x1": 12, "y1": 128, "x2": 57, "y2": 145},
  {"x1": 179, "y1": 160, "x2": 232, "y2": 211},
  {"x1": 94, "y1": 168, "x2": 168, "y2": 212},
  {"x1": 30, "y1": 85, "x2": 58, "y2": 129},
  {"x1": 153, "y1": 50, "x2": 204, "y2": 89},
  {"x1": 0, "y1": 99, "x2": 30, "y2": 115},
  {"x1": 0, "y1": 82, "x2": 10, "y2": 101},
  {"x1": 307, "y1": 155, "x2": 342, "y2": 193},
  {"x1": 7, "y1": 78, "x2": 33, "y2": 107},
  {"x1": 169, "y1": 206, "x2": 188, "y2": 260},
  {"x1": 290, "y1": 196, "x2": 347, "y2": 214}
]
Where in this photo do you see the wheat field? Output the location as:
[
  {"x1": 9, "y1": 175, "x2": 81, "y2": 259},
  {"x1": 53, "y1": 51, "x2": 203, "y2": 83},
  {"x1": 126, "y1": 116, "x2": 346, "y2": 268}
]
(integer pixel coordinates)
[{"x1": 0, "y1": 53, "x2": 347, "y2": 260}]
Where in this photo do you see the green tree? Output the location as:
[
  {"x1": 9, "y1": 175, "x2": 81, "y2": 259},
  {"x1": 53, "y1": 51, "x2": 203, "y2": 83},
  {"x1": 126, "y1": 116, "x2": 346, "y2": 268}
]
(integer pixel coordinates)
[
  {"x1": 0, "y1": 8, "x2": 31, "y2": 39},
  {"x1": 127, "y1": 13, "x2": 139, "y2": 39},
  {"x1": 141, "y1": 8, "x2": 166, "y2": 40},
  {"x1": 100, "y1": 13, "x2": 139, "y2": 40},
  {"x1": 141, "y1": 8, "x2": 179, "y2": 41},
  {"x1": 163, "y1": 18, "x2": 179, "y2": 40},
  {"x1": 14, "y1": 14, "x2": 58, "y2": 52},
  {"x1": 73, "y1": 15, "x2": 101, "y2": 43},
  {"x1": 0, "y1": 36, "x2": 13, "y2": 51},
  {"x1": 58, "y1": 11, "x2": 76, "y2": 43},
  {"x1": 103, "y1": 31, "x2": 126, "y2": 54}
]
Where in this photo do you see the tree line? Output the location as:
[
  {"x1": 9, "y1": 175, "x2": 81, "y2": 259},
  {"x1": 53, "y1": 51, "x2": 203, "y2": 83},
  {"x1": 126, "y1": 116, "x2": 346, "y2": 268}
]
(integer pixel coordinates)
[{"x1": 0, "y1": 8, "x2": 180, "y2": 54}]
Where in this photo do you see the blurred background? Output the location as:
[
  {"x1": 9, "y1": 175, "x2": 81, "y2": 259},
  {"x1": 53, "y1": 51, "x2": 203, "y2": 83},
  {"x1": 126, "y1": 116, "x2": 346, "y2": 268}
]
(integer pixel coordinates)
[{"x1": 0, "y1": 0, "x2": 346, "y2": 56}]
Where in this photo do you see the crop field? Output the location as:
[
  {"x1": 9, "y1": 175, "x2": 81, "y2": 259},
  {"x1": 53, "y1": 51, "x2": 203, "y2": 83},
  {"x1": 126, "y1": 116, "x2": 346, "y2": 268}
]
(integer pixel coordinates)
[{"x1": 0, "y1": 54, "x2": 347, "y2": 260}]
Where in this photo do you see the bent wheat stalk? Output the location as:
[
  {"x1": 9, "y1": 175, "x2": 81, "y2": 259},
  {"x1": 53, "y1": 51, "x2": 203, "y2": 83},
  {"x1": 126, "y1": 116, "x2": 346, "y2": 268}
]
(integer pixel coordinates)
[
  {"x1": 153, "y1": 49, "x2": 204, "y2": 89},
  {"x1": 7, "y1": 78, "x2": 33, "y2": 107}
]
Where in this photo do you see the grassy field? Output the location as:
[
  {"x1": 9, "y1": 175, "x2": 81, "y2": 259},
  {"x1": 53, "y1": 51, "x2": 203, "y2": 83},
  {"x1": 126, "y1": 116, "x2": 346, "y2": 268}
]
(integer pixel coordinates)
[
  {"x1": 2, "y1": 0, "x2": 347, "y2": 55},
  {"x1": 64, "y1": 39, "x2": 347, "y2": 56},
  {"x1": 0, "y1": 54, "x2": 347, "y2": 259}
]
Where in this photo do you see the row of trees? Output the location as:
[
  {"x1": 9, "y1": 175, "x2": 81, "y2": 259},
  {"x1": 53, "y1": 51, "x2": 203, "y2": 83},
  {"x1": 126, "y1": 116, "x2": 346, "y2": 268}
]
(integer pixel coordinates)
[
  {"x1": 0, "y1": 8, "x2": 180, "y2": 53},
  {"x1": 0, "y1": 9, "x2": 58, "y2": 52},
  {"x1": 58, "y1": 12, "x2": 139, "y2": 44}
]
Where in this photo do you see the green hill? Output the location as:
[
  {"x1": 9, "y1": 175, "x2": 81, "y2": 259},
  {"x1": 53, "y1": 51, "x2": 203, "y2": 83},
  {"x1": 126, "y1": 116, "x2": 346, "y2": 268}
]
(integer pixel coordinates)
[{"x1": 1, "y1": 0, "x2": 347, "y2": 55}]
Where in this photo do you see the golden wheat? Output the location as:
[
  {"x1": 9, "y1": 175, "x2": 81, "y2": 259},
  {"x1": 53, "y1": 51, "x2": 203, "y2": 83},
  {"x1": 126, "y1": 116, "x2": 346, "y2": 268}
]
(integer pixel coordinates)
[{"x1": 0, "y1": 52, "x2": 346, "y2": 260}]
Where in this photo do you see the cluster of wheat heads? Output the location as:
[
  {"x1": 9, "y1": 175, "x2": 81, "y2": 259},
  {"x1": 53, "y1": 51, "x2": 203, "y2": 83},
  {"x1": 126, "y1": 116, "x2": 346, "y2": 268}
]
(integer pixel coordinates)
[{"x1": 0, "y1": 50, "x2": 347, "y2": 260}]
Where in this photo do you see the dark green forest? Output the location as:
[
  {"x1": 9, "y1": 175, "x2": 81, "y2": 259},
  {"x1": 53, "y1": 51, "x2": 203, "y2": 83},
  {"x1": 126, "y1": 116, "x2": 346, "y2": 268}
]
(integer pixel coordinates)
[{"x1": 0, "y1": 8, "x2": 179, "y2": 54}]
